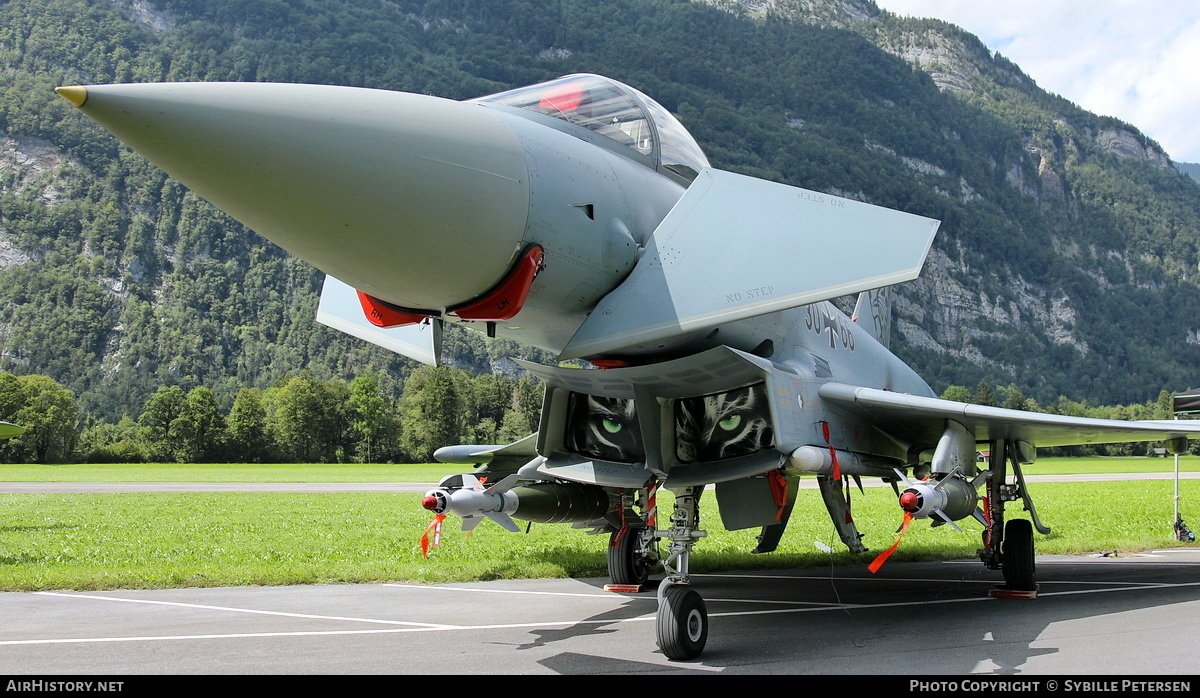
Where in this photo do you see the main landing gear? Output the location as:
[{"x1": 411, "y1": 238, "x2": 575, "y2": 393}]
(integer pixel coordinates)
[
  {"x1": 1002, "y1": 518, "x2": 1035, "y2": 591},
  {"x1": 608, "y1": 525, "x2": 656, "y2": 587},
  {"x1": 980, "y1": 440, "x2": 1047, "y2": 597},
  {"x1": 607, "y1": 485, "x2": 660, "y2": 588}
]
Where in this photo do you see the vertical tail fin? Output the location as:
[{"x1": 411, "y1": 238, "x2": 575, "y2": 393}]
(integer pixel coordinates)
[{"x1": 852, "y1": 287, "x2": 893, "y2": 349}]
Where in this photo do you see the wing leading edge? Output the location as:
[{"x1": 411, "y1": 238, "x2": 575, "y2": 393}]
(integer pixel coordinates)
[
  {"x1": 560, "y1": 168, "x2": 940, "y2": 360},
  {"x1": 819, "y1": 382, "x2": 1200, "y2": 449}
]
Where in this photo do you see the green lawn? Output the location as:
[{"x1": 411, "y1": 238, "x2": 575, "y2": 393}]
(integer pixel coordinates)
[
  {"x1": 0, "y1": 462, "x2": 463, "y2": 482},
  {"x1": 4, "y1": 455, "x2": 1198, "y2": 482},
  {"x1": 1021, "y1": 454, "x2": 1200, "y2": 475},
  {"x1": 2, "y1": 479, "x2": 1196, "y2": 591}
]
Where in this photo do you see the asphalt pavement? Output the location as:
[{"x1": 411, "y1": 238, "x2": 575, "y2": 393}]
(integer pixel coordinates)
[{"x1": 3, "y1": 551, "x2": 1199, "y2": 674}]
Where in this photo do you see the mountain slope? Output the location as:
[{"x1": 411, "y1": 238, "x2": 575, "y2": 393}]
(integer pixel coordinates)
[{"x1": 2, "y1": 0, "x2": 1199, "y2": 419}]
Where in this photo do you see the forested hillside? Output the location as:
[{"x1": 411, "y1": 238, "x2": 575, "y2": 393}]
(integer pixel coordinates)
[{"x1": 2, "y1": 0, "x2": 1200, "y2": 429}]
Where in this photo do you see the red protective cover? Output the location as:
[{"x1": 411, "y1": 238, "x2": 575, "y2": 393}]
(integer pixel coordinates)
[
  {"x1": 357, "y1": 291, "x2": 425, "y2": 328},
  {"x1": 451, "y1": 246, "x2": 544, "y2": 322}
]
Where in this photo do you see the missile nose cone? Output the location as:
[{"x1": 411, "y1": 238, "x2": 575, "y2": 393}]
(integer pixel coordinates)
[
  {"x1": 422, "y1": 495, "x2": 439, "y2": 511},
  {"x1": 899, "y1": 490, "x2": 920, "y2": 512},
  {"x1": 68, "y1": 82, "x2": 530, "y2": 310},
  {"x1": 55, "y1": 85, "x2": 88, "y2": 107}
]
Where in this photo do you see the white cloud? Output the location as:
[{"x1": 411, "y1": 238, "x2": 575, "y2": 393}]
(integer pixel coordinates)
[{"x1": 872, "y1": 0, "x2": 1200, "y2": 163}]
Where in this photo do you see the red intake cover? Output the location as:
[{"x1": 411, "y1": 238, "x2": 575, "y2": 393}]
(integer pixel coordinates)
[
  {"x1": 357, "y1": 291, "x2": 425, "y2": 328},
  {"x1": 451, "y1": 245, "x2": 545, "y2": 322}
]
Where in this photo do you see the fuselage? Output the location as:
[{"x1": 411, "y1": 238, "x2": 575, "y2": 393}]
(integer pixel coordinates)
[{"x1": 59, "y1": 73, "x2": 935, "y2": 454}]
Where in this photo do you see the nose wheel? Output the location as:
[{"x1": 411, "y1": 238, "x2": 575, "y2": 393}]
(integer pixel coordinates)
[
  {"x1": 657, "y1": 585, "x2": 708, "y2": 660},
  {"x1": 654, "y1": 486, "x2": 709, "y2": 660}
]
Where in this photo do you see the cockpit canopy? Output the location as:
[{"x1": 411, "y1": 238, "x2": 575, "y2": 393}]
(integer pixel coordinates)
[{"x1": 474, "y1": 74, "x2": 710, "y2": 183}]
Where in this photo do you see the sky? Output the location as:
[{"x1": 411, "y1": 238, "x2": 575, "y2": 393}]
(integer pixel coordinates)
[{"x1": 870, "y1": 0, "x2": 1200, "y2": 164}]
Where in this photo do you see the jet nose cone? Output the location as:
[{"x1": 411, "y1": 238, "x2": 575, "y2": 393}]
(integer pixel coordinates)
[
  {"x1": 61, "y1": 82, "x2": 529, "y2": 310},
  {"x1": 55, "y1": 85, "x2": 88, "y2": 107}
]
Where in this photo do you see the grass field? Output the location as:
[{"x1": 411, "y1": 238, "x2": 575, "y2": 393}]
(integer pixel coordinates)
[
  {"x1": 0, "y1": 462, "x2": 462, "y2": 482},
  {"x1": 1021, "y1": 455, "x2": 1200, "y2": 475},
  {"x1": 2, "y1": 470, "x2": 1197, "y2": 591},
  {"x1": 3, "y1": 455, "x2": 1199, "y2": 482}
]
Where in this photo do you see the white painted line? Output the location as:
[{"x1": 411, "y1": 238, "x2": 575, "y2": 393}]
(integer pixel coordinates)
[
  {"x1": 0, "y1": 627, "x2": 446, "y2": 645},
  {"x1": 0, "y1": 614, "x2": 681, "y2": 647},
  {"x1": 941, "y1": 558, "x2": 1200, "y2": 568},
  {"x1": 13, "y1": 577, "x2": 1200, "y2": 651},
  {"x1": 1037, "y1": 560, "x2": 1200, "y2": 566},
  {"x1": 384, "y1": 583, "x2": 655, "y2": 600},
  {"x1": 693, "y1": 572, "x2": 1163, "y2": 586},
  {"x1": 711, "y1": 578, "x2": 1200, "y2": 617},
  {"x1": 33, "y1": 592, "x2": 455, "y2": 629},
  {"x1": 389, "y1": 582, "x2": 854, "y2": 606},
  {"x1": 706, "y1": 594, "x2": 991, "y2": 618},
  {"x1": 695, "y1": 572, "x2": 994, "y2": 584},
  {"x1": 1037, "y1": 580, "x2": 1200, "y2": 597},
  {"x1": 705, "y1": 597, "x2": 865, "y2": 607}
]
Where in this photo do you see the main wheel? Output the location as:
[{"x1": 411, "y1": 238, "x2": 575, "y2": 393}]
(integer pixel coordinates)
[
  {"x1": 1002, "y1": 518, "x2": 1036, "y2": 590},
  {"x1": 657, "y1": 586, "x2": 708, "y2": 660},
  {"x1": 608, "y1": 528, "x2": 653, "y2": 586}
]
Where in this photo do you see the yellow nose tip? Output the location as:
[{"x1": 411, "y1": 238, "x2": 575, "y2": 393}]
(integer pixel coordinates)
[{"x1": 55, "y1": 85, "x2": 88, "y2": 107}]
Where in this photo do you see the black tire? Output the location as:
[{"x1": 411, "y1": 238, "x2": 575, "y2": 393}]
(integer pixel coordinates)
[
  {"x1": 1002, "y1": 518, "x2": 1036, "y2": 590},
  {"x1": 657, "y1": 586, "x2": 708, "y2": 660},
  {"x1": 608, "y1": 528, "x2": 652, "y2": 586}
]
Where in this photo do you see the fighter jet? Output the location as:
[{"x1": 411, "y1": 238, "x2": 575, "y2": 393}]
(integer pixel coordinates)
[{"x1": 58, "y1": 74, "x2": 1200, "y2": 660}]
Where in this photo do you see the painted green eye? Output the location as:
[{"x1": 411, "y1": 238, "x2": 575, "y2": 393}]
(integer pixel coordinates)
[
  {"x1": 718, "y1": 415, "x2": 742, "y2": 431},
  {"x1": 602, "y1": 418, "x2": 623, "y2": 434}
]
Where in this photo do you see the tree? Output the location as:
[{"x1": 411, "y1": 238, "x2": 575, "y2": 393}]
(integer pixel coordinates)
[
  {"x1": 1157, "y1": 389, "x2": 1175, "y2": 420},
  {"x1": 138, "y1": 385, "x2": 186, "y2": 462},
  {"x1": 266, "y1": 375, "x2": 348, "y2": 462},
  {"x1": 227, "y1": 388, "x2": 271, "y2": 462},
  {"x1": 1002, "y1": 384, "x2": 1027, "y2": 411},
  {"x1": 512, "y1": 376, "x2": 543, "y2": 433},
  {"x1": 940, "y1": 385, "x2": 971, "y2": 403},
  {"x1": 173, "y1": 386, "x2": 226, "y2": 462},
  {"x1": 973, "y1": 381, "x2": 997, "y2": 407},
  {"x1": 497, "y1": 407, "x2": 533, "y2": 444},
  {"x1": 400, "y1": 366, "x2": 463, "y2": 462},
  {"x1": 0, "y1": 374, "x2": 80, "y2": 463},
  {"x1": 348, "y1": 374, "x2": 398, "y2": 463},
  {"x1": 79, "y1": 416, "x2": 144, "y2": 463}
]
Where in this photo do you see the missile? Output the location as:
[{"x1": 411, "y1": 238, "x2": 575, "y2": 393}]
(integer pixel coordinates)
[
  {"x1": 787, "y1": 445, "x2": 897, "y2": 477},
  {"x1": 54, "y1": 82, "x2": 530, "y2": 313},
  {"x1": 892, "y1": 467, "x2": 990, "y2": 531},
  {"x1": 898, "y1": 477, "x2": 976, "y2": 522},
  {"x1": 422, "y1": 473, "x2": 609, "y2": 532},
  {"x1": 432, "y1": 444, "x2": 509, "y2": 466}
]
